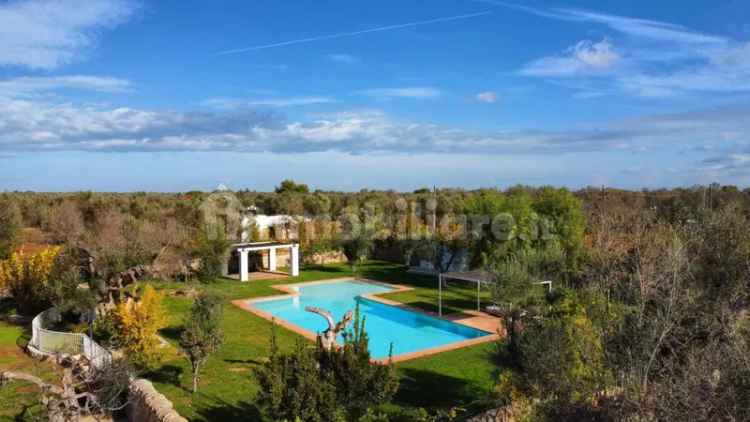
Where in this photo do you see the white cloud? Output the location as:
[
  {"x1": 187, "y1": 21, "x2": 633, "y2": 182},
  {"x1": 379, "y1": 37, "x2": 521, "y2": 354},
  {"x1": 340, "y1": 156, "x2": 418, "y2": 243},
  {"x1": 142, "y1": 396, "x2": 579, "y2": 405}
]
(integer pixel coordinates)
[
  {"x1": 559, "y1": 8, "x2": 724, "y2": 45},
  {"x1": 475, "y1": 91, "x2": 498, "y2": 103},
  {"x1": 0, "y1": 98, "x2": 748, "y2": 158},
  {"x1": 572, "y1": 39, "x2": 620, "y2": 69},
  {"x1": 327, "y1": 54, "x2": 360, "y2": 64},
  {"x1": 521, "y1": 39, "x2": 620, "y2": 77},
  {"x1": 355, "y1": 87, "x2": 442, "y2": 99},
  {"x1": 703, "y1": 153, "x2": 750, "y2": 170},
  {"x1": 0, "y1": 0, "x2": 138, "y2": 69},
  {"x1": 615, "y1": 42, "x2": 750, "y2": 96},
  {"x1": 0, "y1": 75, "x2": 132, "y2": 97},
  {"x1": 201, "y1": 96, "x2": 335, "y2": 109},
  {"x1": 499, "y1": 2, "x2": 750, "y2": 98},
  {"x1": 699, "y1": 153, "x2": 750, "y2": 180},
  {"x1": 478, "y1": 1, "x2": 725, "y2": 45}
]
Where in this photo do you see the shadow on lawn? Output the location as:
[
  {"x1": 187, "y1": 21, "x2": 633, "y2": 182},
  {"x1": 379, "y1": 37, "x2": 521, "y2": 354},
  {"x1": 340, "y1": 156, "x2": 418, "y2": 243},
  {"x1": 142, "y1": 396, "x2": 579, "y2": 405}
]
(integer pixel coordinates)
[
  {"x1": 361, "y1": 265, "x2": 425, "y2": 283},
  {"x1": 194, "y1": 395, "x2": 262, "y2": 422},
  {"x1": 0, "y1": 297, "x2": 17, "y2": 319},
  {"x1": 303, "y1": 261, "x2": 419, "y2": 281},
  {"x1": 303, "y1": 264, "x2": 349, "y2": 274},
  {"x1": 143, "y1": 364, "x2": 185, "y2": 390},
  {"x1": 159, "y1": 326, "x2": 182, "y2": 343},
  {"x1": 395, "y1": 367, "x2": 485, "y2": 409}
]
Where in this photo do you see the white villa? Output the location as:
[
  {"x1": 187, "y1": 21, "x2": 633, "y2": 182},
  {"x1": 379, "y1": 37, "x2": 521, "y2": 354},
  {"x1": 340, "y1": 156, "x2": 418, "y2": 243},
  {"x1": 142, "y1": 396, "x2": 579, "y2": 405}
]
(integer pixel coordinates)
[
  {"x1": 228, "y1": 206, "x2": 308, "y2": 281},
  {"x1": 239, "y1": 205, "x2": 310, "y2": 242}
]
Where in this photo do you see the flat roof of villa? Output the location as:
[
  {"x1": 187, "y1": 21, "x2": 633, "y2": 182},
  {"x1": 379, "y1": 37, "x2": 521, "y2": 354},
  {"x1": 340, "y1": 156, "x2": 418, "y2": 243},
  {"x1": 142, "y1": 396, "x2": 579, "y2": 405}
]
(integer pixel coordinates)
[{"x1": 231, "y1": 241, "x2": 297, "y2": 249}]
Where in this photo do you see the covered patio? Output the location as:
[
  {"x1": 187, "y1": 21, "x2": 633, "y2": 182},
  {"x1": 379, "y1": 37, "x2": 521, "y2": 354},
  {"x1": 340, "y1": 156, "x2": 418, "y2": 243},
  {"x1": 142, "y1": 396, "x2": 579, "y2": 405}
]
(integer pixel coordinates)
[{"x1": 232, "y1": 241, "x2": 299, "y2": 281}]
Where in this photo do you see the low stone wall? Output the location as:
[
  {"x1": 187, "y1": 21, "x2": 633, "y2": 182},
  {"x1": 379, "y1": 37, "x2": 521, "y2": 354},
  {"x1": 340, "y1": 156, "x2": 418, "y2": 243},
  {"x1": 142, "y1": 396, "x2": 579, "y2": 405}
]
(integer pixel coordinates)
[
  {"x1": 127, "y1": 378, "x2": 187, "y2": 422},
  {"x1": 467, "y1": 406, "x2": 515, "y2": 422},
  {"x1": 304, "y1": 250, "x2": 347, "y2": 265}
]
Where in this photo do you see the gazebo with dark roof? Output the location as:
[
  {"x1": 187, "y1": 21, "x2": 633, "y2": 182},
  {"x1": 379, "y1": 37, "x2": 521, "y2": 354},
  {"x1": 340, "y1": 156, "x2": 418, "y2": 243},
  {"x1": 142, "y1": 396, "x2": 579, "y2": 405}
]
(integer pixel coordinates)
[{"x1": 437, "y1": 270, "x2": 495, "y2": 316}]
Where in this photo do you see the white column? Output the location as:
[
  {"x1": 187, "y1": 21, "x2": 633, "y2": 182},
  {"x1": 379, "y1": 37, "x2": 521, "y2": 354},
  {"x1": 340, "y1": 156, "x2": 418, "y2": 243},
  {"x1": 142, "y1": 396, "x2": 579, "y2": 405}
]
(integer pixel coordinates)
[
  {"x1": 269, "y1": 248, "x2": 277, "y2": 272},
  {"x1": 290, "y1": 244, "x2": 299, "y2": 277},
  {"x1": 240, "y1": 250, "x2": 249, "y2": 282}
]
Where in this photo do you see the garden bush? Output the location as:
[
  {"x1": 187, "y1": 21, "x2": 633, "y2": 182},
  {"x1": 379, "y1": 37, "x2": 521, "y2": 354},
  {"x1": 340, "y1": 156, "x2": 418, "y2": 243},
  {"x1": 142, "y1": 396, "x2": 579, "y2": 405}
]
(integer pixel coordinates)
[
  {"x1": 0, "y1": 246, "x2": 62, "y2": 315},
  {"x1": 115, "y1": 284, "x2": 167, "y2": 370},
  {"x1": 255, "y1": 309, "x2": 398, "y2": 422}
]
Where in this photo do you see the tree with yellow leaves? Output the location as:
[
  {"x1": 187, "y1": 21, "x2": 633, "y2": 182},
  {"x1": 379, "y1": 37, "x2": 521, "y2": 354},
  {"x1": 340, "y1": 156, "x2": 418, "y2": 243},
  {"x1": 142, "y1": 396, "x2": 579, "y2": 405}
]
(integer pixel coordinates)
[
  {"x1": 115, "y1": 284, "x2": 167, "y2": 370},
  {"x1": 0, "y1": 246, "x2": 62, "y2": 315}
]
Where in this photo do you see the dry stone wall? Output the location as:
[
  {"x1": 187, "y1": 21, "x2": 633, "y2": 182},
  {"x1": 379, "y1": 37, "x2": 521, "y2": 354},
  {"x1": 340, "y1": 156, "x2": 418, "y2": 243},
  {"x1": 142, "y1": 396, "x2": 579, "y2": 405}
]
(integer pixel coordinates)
[{"x1": 127, "y1": 378, "x2": 187, "y2": 422}]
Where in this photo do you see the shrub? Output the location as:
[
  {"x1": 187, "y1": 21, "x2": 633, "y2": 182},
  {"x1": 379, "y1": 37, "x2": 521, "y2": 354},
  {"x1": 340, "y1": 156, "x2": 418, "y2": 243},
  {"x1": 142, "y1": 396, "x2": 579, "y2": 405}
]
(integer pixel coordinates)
[
  {"x1": 341, "y1": 230, "x2": 374, "y2": 273},
  {"x1": 489, "y1": 244, "x2": 565, "y2": 317},
  {"x1": 115, "y1": 284, "x2": 167, "y2": 370},
  {"x1": 0, "y1": 246, "x2": 62, "y2": 315},
  {"x1": 255, "y1": 335, "x2": 344, "y2": 422},
  {"x1": 92, "y1": 309, "x2": 121, "y2": 347},
  {"x1": 500, "y1": 289, "x2": 607, "y2": 417},
  {"x1": 47, "y1": 249, "x2": 97, "y2": 315},
  {"x1": 255, "y1": 310, "x2": 398, "y2": 422},
  {"x1": 194, "y1": 224, "x2": 229, "y2": 281},
  {"x1": 317, "y1": 307, "x2": 399, "y2": 418}
]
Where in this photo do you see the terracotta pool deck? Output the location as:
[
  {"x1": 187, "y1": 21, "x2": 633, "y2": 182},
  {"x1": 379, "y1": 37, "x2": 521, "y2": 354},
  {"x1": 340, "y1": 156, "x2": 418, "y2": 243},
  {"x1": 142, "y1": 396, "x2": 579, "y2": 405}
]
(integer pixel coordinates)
[
  {"x1": 231, "y1": 277, "x2": 503, "y2": 363},
  {"x1": 225, "y1": 271, "x2": 290, "y2": 281}
]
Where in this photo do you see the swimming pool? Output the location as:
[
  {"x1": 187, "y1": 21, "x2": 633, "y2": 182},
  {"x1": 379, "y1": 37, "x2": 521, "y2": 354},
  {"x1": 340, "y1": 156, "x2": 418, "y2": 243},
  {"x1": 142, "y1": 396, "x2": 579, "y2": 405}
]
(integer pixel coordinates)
[{"x1": 248, "y1": 279, "x2": 492, "y2": 359}]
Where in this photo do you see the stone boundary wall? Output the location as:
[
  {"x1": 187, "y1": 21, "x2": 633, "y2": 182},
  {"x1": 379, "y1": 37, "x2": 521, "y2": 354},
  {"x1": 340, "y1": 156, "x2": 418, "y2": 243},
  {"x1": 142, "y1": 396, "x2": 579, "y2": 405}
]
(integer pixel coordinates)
[
  {"x1": 127, "y1": 378, "x2": 187, "y2": 422},
  {"x1": 304, "y1": 249, "x2": 347, "y2": 265},
  {"x1": 467, "y1": 405, "x2": 515, "y2": 422},
  {"x1": 467, "y1": 408, "x2": 515, "y2": 422}
]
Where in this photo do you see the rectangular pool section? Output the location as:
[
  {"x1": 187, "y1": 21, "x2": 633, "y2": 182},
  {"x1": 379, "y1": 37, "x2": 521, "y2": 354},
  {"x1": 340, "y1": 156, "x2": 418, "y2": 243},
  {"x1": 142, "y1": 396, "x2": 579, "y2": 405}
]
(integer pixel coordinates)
[{"x1": 249, "y1": 279, "x2": 491, "y2": 359}]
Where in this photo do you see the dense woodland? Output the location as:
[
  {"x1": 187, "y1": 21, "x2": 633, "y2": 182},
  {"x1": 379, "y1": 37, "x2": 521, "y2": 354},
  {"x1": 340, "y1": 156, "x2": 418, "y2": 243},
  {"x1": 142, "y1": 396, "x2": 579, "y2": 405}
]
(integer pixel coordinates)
[{"x1": 1, "y1": 181, "x2": 749, "y2": 420}]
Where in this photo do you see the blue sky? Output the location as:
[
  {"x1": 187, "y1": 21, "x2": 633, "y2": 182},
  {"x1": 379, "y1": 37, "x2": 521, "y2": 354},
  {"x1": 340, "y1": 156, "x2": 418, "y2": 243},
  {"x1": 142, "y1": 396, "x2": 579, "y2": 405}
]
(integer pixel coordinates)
[{"x1": 1, "y1": 0, "x2": 750, "y2": 191}]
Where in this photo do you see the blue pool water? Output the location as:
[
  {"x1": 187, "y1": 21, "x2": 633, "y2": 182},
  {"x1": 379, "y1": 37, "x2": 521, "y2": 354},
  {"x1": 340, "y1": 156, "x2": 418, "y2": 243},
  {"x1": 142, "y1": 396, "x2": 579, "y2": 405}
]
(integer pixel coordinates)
[{"x1": 250, "y1": 280, "x2": 490, "y2": 359}]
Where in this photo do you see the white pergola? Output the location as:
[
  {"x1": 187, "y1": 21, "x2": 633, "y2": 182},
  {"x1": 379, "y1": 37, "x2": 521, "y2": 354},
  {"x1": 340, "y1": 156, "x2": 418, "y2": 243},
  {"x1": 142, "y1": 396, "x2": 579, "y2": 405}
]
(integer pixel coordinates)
[
  {"x1": 437, "y1": 271, "x2": 554, "y2": 316},
  {"x1": 437, "y1": 270, "x2": 495, "y2": 316},
  {"x1": 234, "y1": 241, "x2": 299, "y2": 281}
]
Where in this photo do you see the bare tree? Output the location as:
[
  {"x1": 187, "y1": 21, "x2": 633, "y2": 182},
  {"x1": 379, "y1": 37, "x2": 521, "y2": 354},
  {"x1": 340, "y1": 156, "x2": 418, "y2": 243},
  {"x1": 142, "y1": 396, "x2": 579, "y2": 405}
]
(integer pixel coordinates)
[
  {"x1": 1, "y1": 357, "x2": 131, "y2": 422},
  {"x1": 603, "y1": 224, "x2": 695, "y2": 420},
  {"x1": 47, "y1": 201, "x2": 86, "y2": 247},
  {"x1": 305, "y1": 306, "x2": 353, "y2": 350}
]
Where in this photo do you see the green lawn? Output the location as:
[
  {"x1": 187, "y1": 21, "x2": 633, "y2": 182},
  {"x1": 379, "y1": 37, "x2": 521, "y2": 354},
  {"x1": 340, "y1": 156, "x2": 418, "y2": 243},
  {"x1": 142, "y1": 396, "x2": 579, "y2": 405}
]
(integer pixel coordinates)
[
  {"x1": 0, "y1": 317, "x2": 59, "y2": 421},
  {"x1": 142, "y1": 261, "x2": 504, "y2": 421}
]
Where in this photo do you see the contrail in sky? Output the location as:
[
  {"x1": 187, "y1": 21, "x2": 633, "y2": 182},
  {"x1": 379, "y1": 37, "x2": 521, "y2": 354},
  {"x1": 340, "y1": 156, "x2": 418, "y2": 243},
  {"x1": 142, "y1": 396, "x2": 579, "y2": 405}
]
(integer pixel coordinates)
[{"x1": 216, "y1": 11, "x2": 492, "y2": 55}]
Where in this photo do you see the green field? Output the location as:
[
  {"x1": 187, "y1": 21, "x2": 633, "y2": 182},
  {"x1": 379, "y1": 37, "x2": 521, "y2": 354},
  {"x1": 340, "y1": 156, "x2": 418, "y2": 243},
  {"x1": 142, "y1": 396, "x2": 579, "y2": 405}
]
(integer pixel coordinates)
[{"x1": 144, "y1": 261, "x2": 503, "y2": 421}]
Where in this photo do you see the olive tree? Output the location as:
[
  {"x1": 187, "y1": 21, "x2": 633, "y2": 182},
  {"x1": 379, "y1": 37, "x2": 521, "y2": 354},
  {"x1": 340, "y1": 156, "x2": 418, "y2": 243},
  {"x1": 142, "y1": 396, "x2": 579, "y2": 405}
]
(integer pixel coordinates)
[{"x1": 179, "y1": 292, "x2": 224, "y2": 393}]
